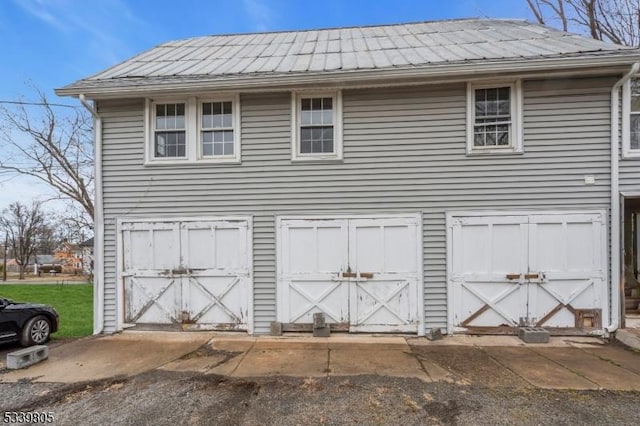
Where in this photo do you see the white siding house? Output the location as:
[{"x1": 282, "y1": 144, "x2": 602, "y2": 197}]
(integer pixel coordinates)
[{"x1": 57, "y1": 19, "x2": 640, "y2": 336}]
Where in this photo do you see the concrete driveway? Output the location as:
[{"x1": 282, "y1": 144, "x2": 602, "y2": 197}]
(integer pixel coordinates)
[
  {"x1": 0, "y1": 331, "x2": 215, "y2": 383},
  {"x1": 2, "y1": 333, "x2": 640, "y2": 391}
]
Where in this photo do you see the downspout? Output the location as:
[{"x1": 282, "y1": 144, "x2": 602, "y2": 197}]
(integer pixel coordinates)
[
  {"x1": 79, "y1": 94, "x2": 104, "y2": 335},
  {"x1": 608, "y1": 62, "x2": 640, "y2": 334}
]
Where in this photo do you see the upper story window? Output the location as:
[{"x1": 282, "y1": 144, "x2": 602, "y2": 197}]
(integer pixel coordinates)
[
  {"x1": 154, "y1": 103, "x2": 186, "y2": 158},
  {"x1": 291, "y1": 91, "x2": 343, "y2": 161},
  {"x1": 200, "y1": 100, "x2": 238, "y2": 159},
  {"x1": 145, "y1": 95, "x2": 241, "y2": 164},
  {"x1": 623, "y1": 78, "x2": 640, "y2": 157},
  {"x1": 466, "y1": 81, "x2": 523, "y2": 155}
]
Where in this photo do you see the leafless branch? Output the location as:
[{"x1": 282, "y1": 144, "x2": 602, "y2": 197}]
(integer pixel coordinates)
[
  {"x1": 526, "y1": 0, "x2": 640, "y2": 46},
  {"x1": 0, "y1": 88, "x2": 94, "y2": 224}
]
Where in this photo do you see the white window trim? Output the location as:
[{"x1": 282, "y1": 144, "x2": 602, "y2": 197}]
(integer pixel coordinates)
[
  {"x1": 622, "y1": 79, "x2": 640, "y2": 158},
  {"x1": 144, "y1": 98, "x2": 196, "y2": 165},
  {"x1": 466, "y1": 80, "x2": 523, "y2": 155},
  {"x1": 197, "y1": 94, "x2": 242, "y2": 163},
  {"x1": 291, "y1": 90, "x2": 343, "y2": 161}
]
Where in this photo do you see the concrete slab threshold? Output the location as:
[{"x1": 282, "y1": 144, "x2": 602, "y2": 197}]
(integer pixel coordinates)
[
  {"x1": 2, "y1": 331, "x2": 637, "y2": 391},
  {"x1": 615, "y1": 328, "x2": 640, "y2": 351},
  {"x1": 483, "y1": 347, "x2": 599, "y2": 390},
  {"x1": 531, "y1": 347, "x2": 640, "y2": 391}
]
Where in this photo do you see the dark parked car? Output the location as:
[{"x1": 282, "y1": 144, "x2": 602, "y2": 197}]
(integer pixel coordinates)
[{"x1": 0, "y1": 297, "x2": 59, "y2": 346}]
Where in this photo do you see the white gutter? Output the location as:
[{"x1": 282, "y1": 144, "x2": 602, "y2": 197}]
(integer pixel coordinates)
[
  {"x1": 608, "y1": 62, "x2": 640, "y2": 334},
  {"x1": 79, "y1": 94, "x2": 104, "y2": 335},
  {"x1": 56, "y1": 54, "x2": 640, "y2": 98}
]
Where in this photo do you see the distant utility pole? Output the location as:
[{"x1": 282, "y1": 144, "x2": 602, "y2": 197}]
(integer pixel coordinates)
[{"x1": 2, "y1": 234, "x2": 7, "y2": 282}]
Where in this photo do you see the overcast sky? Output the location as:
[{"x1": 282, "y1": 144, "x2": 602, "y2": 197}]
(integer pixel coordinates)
[{"x1": 0, "y1": 0, "x2": 533, "y2": 211}]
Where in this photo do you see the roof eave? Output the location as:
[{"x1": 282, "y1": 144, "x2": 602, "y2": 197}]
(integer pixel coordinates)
[{"x1": 56, "y1": 54, "x2": 640, "y2": 99}]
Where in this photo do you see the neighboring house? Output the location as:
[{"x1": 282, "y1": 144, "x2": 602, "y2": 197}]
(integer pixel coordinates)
[
  {"x1": 33, "y1": 255, "x2": 62, "y2": 274},
  {"x1": 5, "y1": 259, "x2": 19, "y2": 274},
  {"x1": 6, "y1": 255, "x2": 62, "y2": 274},
  {"x1": 54, "y1": 241, "x2": 84, "y2": 274},
  {"x1": 57, "y1": 19, "x2": 640, "y2": 336}
]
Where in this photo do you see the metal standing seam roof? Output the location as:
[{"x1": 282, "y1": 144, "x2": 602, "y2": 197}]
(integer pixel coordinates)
[{"x1": 58, "y1": 18, "x2": 640, "y2": 95}]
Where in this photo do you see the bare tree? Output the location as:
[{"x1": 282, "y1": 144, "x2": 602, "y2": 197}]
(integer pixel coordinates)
[
  {"x1": 0, "y1": 202, "x2": 46, "y2": 279},
  {"x1": 36, "y1": 222, "x2": 59, "y2": 255},
  {"x1": 0, "y1": 89, "x2": 94, "y2": 229},
  {"x1": 526, "y1": 0, "x2": 640, "y2": 46}
]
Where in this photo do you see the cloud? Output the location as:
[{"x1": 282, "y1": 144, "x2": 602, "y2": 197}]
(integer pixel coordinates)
[
  {"x1": 0, "y1": 175, "x2": 62, "y2": 212},
  {"x1": 12, "y1": 0, "x2": 151, "y2": 66},
  {"x1": 243, "y1": 0, "x2": 276, "y2": 31}
]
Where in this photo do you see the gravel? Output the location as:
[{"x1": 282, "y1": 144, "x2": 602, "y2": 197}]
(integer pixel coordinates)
[{"x1": 1, "y1": 371, "x2": 639, "y2": 425}]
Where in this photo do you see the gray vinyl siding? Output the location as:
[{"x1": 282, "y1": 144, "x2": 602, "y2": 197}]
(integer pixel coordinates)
[
  {"x1": 620, "y1": 154, "x2": 640, "y2": 194},
  {"x1": 98, "y1": 76, "x2": 614, "y2": 334}
]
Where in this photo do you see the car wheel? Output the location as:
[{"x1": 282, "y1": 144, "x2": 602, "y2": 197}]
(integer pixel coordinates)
[{"x1": 20, "y1": 315, "x2": 51, "y2": 346}]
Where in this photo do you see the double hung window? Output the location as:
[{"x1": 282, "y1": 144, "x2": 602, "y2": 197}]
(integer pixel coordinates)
[
  {"x1": 154, "y1": 103, "x2": 186, "y2": 158},
  {"x1": 146, "y1": 96, "x2": 240, "y2": 164},
  {"x1": 292, "y1": 91, "x2": 342, "y2": 160},
  {"x1": 623, "y1": 78, "x2": 640, "y2": 157},
  {"x1": 201, "y1": 101, "x2": 235, "y2": 158},
  {"x1": 466, "y1": 81, "x2": 522, "y2": 155}
]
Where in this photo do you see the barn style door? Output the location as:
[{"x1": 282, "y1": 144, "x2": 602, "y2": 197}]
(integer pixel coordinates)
[
  {"x1": 348, "y1": 218, "x2": 421, "y2": 332},
  {"x1": 278, "y1": 216, "x2": 422, "y2": 333},
  {"x1": 122, "y1": 221, "x2": 183, "y2": 324},
  {"x1": 527, "y1": 214, "x2": 606, "y2": 330},
  {"x1": 278, "y1": 219, "x2": 350, "y2": 327},
  {"x1": 449, "y1": 212, "x2": 607, "y2": 334},
  {"x1": 449, "y1": 215, "x2": 530, "y2": 332},
  {"x1": 122, "y1": 218, "x2": 252, "y2": 331}
]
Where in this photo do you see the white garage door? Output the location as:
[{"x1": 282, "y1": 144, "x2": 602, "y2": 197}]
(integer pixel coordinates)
[
  {"x1": 121, "y1": 218, "x2": 252, "y2": 332},
  {"x1": 447, "y1": 211, "x2": 607, "y2": 334},
  {"x1": 277, "y1": 215, "x2": 423, "y2": 334}
]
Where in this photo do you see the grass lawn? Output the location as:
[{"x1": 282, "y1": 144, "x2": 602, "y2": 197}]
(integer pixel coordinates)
[{"x1": 0, "y1": 284, "x2": 93, "y2": 338}]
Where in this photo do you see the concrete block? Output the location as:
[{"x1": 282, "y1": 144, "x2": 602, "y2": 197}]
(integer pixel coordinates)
[
  {"x1": 270, "y1": 322, "x2": 283, "y2": 336},
  {"x1": 518, "y1": 327, "x2": 550, "y2": 344},
  {"x1": 7, "y1": 345, "x2": 49, "y2": 370},
  {"x1": 425, "y1": 328, "x2": 443, "y2": 341},
  {"x1": 313, "y1": 326, "x2": 330, "y2": 337},
  {"x1": 313, "y1": 313, "x2": 326, "y2": 329}
]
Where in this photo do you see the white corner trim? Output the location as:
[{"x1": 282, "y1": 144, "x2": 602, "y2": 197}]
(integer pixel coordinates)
[
  {"x1": 445, "y1": 212, "x2": 455, "y2": 335},
  {"x1": 79, "y1": 95, "x2": 104, "y2": 335},
  {"x1": 115, "y1": 218, "x2": 124, "y2": 331},
  {"x1": 415, "y1": 214, "x2": 425, "y2": 337},
  {"x1": 290, "y1": 90, "x2": 343, "y2": 161},
  {"x1": 466, "y1": 80, "x2": 523, "y2": 155}
]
